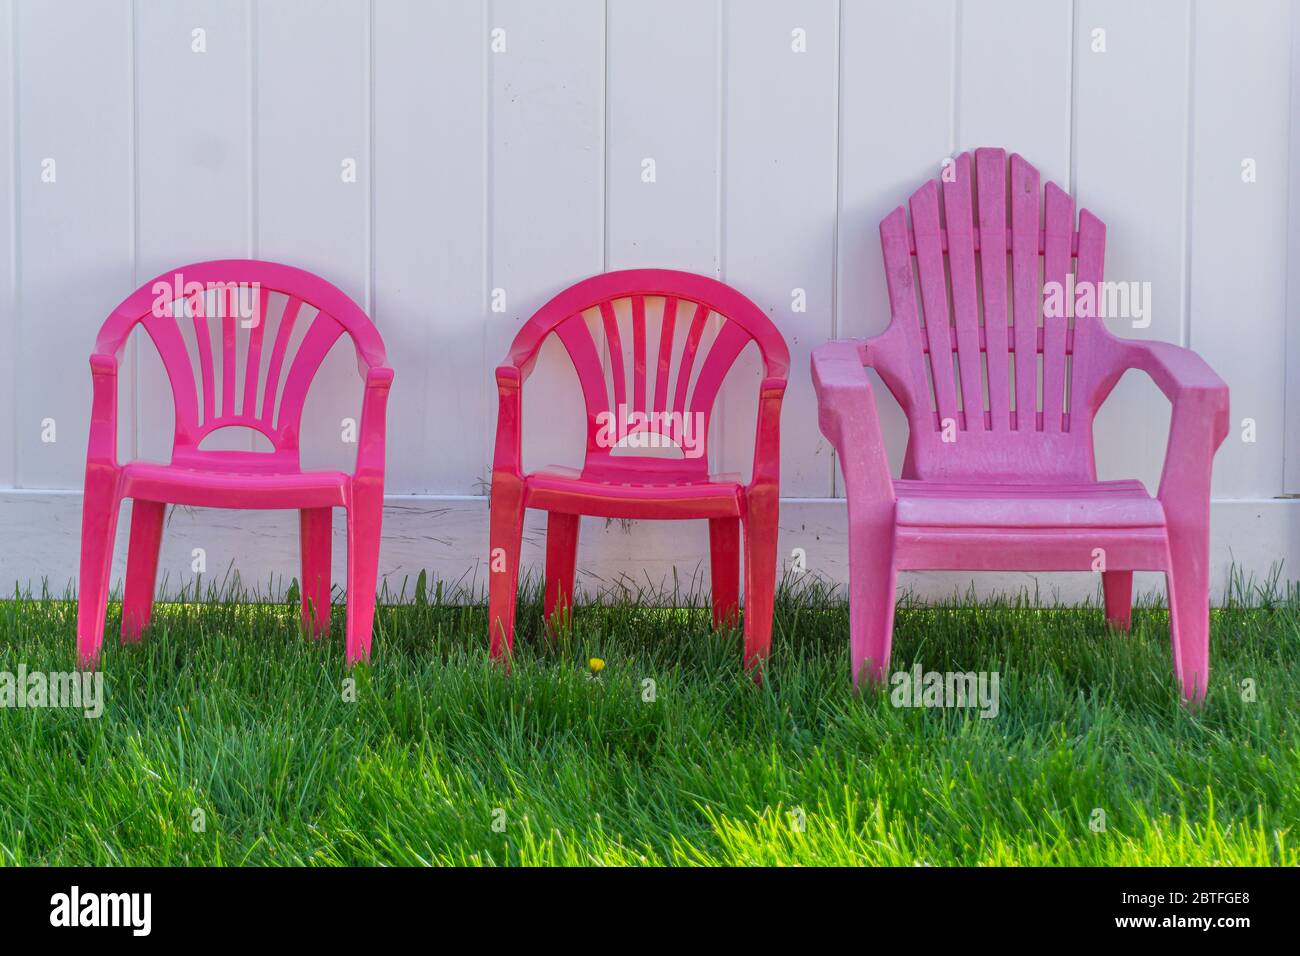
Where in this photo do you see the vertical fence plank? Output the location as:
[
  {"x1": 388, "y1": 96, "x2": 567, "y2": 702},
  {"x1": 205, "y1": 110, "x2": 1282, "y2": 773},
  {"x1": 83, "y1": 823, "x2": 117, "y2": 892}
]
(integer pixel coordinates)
[
  {"x1": 16, "y1": 0, "x2": 134, "y2": 489},
  {"x1": 0, "y1": 0, "x2": 13, "y2": 486},
  {"x1": 567, "y1": 2, "x2": 724, "y2": 586},
  {"x1": 134, "y1": 0, "x2": 252, "y2": 463},
  {"x1": 958, "y1": 0, "x2": 1072, "y2": 185},
  {"x1": 1287, "y1": 0, "x2": 1300, "y2": 493},
  {"x1": 374, "y1": 0, "x2": 487, "y2": 494},
  {"x1": 489, "y1": 0, "x2": 605, "y2": 477},
  {"x1": 256, "y1": 0, "x2": 369, "y2": 474},
  {"x1": 606, "y1": 0, "x2": 720, "y2": 272},
  {"x1": 722, "y1": 0, "x2": 838, "y2": 497},
  {"x1": 836, "y1": 0, "x2": 955, "y2": 488},
  {"x1": 1189, "y1": 0, "x2": 1290, "y2": 498},
  {"x1": 1075, "y1": 0, "x2": 1188, "y2": 494}
]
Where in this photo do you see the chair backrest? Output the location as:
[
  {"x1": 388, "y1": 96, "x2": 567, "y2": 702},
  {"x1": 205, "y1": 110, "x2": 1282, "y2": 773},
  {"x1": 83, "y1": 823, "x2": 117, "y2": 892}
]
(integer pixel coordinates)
[
  {"x1": 96, "y1": 259, "x2": 385, "y2": 470},
  {"x1": 871, "y1": 148, "x2": 1113, "y2": 482},
  {"x1": 508, "y1": 269, "x2": 789, "y2": 481}
]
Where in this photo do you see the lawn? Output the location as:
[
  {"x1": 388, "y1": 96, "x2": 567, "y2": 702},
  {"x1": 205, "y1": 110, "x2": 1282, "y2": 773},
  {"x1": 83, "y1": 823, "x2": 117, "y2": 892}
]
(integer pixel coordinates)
[{"x1": 0, "y1": 570, "x2": 1296, "y2": 866}]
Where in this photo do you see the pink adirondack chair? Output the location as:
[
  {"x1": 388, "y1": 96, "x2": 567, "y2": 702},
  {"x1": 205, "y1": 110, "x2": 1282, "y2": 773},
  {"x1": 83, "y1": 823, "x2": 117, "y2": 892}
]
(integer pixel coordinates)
[
  {"x1": 812, "y1": 149, "x2": 1229, "y2": 702},
  {"x1": 489, "y1": 269, "x2": 790, "y2": 669},
  {"x1": 77, "y1": 259, "x2": 393, "y2": 666}
]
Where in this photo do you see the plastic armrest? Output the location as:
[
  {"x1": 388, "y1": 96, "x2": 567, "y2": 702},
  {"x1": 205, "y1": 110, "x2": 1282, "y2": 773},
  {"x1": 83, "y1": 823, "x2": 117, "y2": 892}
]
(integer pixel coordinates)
[
  {"x1": 354, "y1": 366, "x2": 393, "y2": 479},
  {"x1": 493, "y1": 364, "x2": 524, "y2": 476},
  {"x1": 86, "y1": 354, "x2": 119, "y2": 467},
  {"x1": 811, "y1": 340, "x2": 894, "y2": 502},
  {"x1": 1121, "y1": 341, "x2": 1229, "y2": 504},
  {"x1": 749, "y1": 376, "x2": 786, "y2": 488}
]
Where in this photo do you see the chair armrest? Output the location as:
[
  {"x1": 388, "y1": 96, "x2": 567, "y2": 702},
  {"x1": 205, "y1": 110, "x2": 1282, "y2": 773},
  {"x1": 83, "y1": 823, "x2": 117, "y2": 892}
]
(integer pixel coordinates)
[
  {"x1": 86, "y1": 353, "x2": 120, "y2": 467},
  {"x1": 811, "y1": 340, "x2": 895, "y2": 503},
  {"x1": 354, "y1": 365, "x2": 394, "y2": 479},
  {"x1": 1120, "y1": 340, "x2": 1229, "y2": 506},
  {"x1": 749, "y1": 376, "x2": 786, "y2": 489},
  {"x1": 493, "y1": 364, "x2": 524, "y2": 477}
]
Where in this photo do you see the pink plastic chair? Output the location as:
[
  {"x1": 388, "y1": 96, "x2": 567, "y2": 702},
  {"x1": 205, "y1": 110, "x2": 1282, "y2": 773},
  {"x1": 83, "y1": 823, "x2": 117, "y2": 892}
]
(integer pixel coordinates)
[
  {"x1": 489, "y1": 269, "x2": 790, "y2": 670},
  {"x1": 77, "y1": 259, "x2": 393, "y2": 667},
  {"x1": 813, "y1": 149, "x2": 1229, "y2": 702}
]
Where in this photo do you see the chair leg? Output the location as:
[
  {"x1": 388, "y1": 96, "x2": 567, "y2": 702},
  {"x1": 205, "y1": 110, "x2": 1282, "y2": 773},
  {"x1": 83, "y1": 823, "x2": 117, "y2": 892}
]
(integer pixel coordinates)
[
  {"x1": 299, "y1": 507, "x2": 333, "y2": 638},
  {"x1": 1102, "y1": 570, "x2": 1133, "y2": 632},
  {"x1": 76, "y1": 468, "x2": 121, "y2": 668},
  {"x1": 1166, "y1": 528, "x2": 1211, "y2": 704},
  {"x1": 345, "y1": 482, "x2": 384, "y2": 665},
  {"x1": 543, "y1": 511, "x2": 579, "y2": 632},
  {"x1": 488, "y1": 475, "x2": 526, "y2": 659},
  {"x1": 741, "y1": 492, "x2": 779, "y2": 676},
  {"x1": 848, "y1": 515, "x2": 896, "y2": 689},
  {"x1": 121, "y1": 499, "x2": 166, "y2": 643},
  {"x1": 709, "y1": 517, "x2": 740, "y2": 629}
]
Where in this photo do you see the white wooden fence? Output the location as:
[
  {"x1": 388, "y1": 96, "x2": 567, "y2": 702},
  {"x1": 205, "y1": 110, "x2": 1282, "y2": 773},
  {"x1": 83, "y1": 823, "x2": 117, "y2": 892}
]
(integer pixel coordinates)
[{"x1": 1, "y1": 0, "x2": 1297, "y2": 603}]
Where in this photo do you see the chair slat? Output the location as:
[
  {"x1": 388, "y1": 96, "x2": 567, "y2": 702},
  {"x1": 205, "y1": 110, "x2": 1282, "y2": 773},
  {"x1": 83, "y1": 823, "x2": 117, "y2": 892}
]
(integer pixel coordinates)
[
  {"x1": 141, "y1": 310, "x2": 200, "y2": 440},
  {"x1": 910, "y1": 179, "x2": 960, "y2": 430},
  {"x1": 260, "y1": 296, "x2": 303, "y2": 428},
  {"x1": 1042, "y1": 182, "x2": 1074, "y2": 432},
  {"x1": 673, "y1": 302, "x2": 711, "y2": 417},
  {"x1": 189, "y1": 292, "x2": 216, "y2": 426},
  {"x1": 599, "y1": 300, "x2": 627, "y2": 412},
  {"x1": 880, "y1": 206, "x2": 939, "y2": 428},
  {"x1": 1009, "y1": 153, "x2": 1041, "y2": 430},
  {"x1": 555, "y1": 312, "x2": 611, "y2": 450},
  {"x1": 221, "y1": 292, "x2": 238, "y2": 419},
  {"x1": 632, "y1": 295, "x2": 647, "y2": 414},
  {"x1": 242, "y1": 285, "x2": 271, "y2": 419},
  {"x1": 654, "y1": 296, "x2": 677, "y2": 414},
  {"x1": 1069, "y1": 209, "x2": 1107, "y2": 419},
  {"x1": 274, "y1": 313, "x2": 344, "y2": 432},
  {"x1": 943, "y1": 152, "x2": 985, "y2": 430},
  {"x1": 686, "y1": 319, "x2": 751, "y2": 422},
  {"x1": 976, "y1": 147, "x2": 1010, "y2": 432}
]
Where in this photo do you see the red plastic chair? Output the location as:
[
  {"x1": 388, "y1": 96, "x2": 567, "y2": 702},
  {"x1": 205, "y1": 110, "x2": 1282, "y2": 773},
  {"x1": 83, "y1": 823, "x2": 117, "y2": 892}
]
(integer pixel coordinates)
[
  {"x1": 77, "y1": 259, "x2": 393, "y2": 667},
  {"x1": 489, "y1": 269, "x2": 790, "y2": 670},
  {"x1": 812, "y1": 149, "x2": 1229, "y2": 702}
]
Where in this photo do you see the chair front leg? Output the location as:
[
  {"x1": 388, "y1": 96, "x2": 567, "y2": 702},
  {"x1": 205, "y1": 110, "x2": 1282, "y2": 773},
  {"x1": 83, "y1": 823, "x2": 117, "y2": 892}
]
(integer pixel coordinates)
[
  {"x1": 1165, "y1": 517, "x2": 1211, "y2": 704},
  {"x1": 488, "y1": 474, "x2": 526, "y2": 660},
  {"x1": 76, "y1": 466, "x2": 121, "y2": 668},
  {"x1": 741, "y1": 487, "x2": 779, "y2": 677},
  {"x1": 847, "y1": 509, "x2": 896, "y2": 689},
  {"x1": 345, "y1": 482, "x2": 384, "y2": 665}
]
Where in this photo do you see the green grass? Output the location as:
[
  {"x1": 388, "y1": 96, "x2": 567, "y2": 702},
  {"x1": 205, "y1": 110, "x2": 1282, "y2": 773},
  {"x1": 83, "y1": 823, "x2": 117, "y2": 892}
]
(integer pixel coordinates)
[{"x1": 0, "y1": 569, "x2": 1296, "y2": 866}]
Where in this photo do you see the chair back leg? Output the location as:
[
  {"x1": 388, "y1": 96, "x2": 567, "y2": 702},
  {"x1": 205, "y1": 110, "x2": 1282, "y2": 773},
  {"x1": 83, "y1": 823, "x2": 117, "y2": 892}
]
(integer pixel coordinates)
[
  {"x1": 543, "y1": 511, "x2": 580, "y2": 632},
  {"x1": 709, "y1": 517, "x2": 740, "y2": 629},
  {"x1": 1102, "y1": 570, "x2": 1133, "y2": 632},
  {"x1": 299, "y1": 507, "x2": 333, "y2": 637},
  {"x1": 122, "y1": 500, "x2": 166, "y2": 641}
]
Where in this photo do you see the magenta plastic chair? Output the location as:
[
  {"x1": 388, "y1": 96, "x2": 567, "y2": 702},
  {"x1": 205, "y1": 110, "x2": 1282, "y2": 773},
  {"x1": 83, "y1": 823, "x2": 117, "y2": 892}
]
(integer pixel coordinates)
[
  {"x1": 489, "y1": 269, "x2": 789, "y2": 672},
  {"x1": 77, "y1": 259, "x2": 393, "y2": 667},
  {"x1": 812, "y1": 149, "x2": 1229, "y2": 702}
]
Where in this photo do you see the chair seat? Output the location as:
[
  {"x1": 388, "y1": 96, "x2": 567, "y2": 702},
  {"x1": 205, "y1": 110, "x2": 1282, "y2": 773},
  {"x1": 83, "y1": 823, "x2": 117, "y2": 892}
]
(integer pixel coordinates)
[
  {"x1": 121, "y1": 461, "x2": 351, "y2": 509},
  {"x1": 893, "y1": 478, "x2": 1165, "y2": 529},
  {"x1": 524, "y1": 465, "x2": 744, "y2": 519}
]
